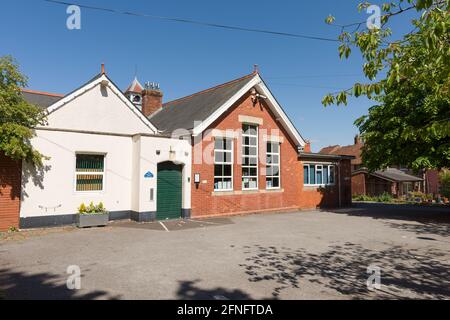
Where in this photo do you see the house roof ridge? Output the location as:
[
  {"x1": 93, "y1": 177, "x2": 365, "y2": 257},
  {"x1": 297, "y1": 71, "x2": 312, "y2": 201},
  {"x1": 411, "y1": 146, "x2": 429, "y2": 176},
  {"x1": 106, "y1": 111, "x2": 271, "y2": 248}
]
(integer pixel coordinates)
[
  {"x1": 163, "y1": 73, "x2": 256, "y2": 107},
  {"x1": 321, "y1": 144, "x2": 340, "y2": 149},
  {"x1": 21, "y1": 89, "x2": 64, "y2": 98}
]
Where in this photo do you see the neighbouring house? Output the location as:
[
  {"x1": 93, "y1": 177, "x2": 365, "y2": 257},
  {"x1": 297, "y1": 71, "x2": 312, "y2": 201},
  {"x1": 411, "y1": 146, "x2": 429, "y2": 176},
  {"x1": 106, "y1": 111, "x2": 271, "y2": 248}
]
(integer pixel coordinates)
[
  {"x1": 320, "y1": 135, "x2": 441, "y2": 198},
  {"x1": 352, "y1": 168, "x2": 423, "y2": 197},
  {"x1": 320, "y1": 135, "x2": 364, "y2": 172},
  {"x1": 0, "y1": 66, "x2": 353, "y2": 231}
]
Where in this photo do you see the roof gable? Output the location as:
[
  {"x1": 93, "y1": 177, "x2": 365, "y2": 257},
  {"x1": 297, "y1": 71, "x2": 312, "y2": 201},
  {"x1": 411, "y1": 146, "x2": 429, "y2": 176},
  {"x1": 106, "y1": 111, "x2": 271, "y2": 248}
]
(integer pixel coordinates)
[
  {"x1": 125, "y1": 77, "x2": 144, "y2": 93},
  {"x1": 149, "y1": 73, "x2": 306, "y2": 146},
  {"x1": 149, "y1": 74, "x2": 254, "y2": 134},
  {"x1": 44, "y1": 73, "x2": 157, "y2": 134}
]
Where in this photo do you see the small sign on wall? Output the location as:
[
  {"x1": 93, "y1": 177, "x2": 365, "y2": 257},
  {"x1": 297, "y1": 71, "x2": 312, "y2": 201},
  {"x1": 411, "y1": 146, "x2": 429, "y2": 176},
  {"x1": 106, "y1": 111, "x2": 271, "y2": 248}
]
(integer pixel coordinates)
[{"x1": 144, "y1": 171, "x2": 154, "y2": 178}]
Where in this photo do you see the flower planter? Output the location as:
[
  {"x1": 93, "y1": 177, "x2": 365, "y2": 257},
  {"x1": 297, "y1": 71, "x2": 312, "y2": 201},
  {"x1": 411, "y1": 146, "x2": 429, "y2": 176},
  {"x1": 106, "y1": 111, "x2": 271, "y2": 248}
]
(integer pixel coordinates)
[{"x1": 77, "y1": 213, "x2": 109, "y2": 228}]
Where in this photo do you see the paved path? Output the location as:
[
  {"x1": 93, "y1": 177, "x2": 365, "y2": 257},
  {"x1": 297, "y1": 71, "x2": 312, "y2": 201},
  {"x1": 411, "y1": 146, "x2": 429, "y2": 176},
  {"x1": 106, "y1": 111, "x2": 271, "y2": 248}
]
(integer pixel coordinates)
[{"x1": 1, "y1": 203, "x2": 449, "y2": 299}]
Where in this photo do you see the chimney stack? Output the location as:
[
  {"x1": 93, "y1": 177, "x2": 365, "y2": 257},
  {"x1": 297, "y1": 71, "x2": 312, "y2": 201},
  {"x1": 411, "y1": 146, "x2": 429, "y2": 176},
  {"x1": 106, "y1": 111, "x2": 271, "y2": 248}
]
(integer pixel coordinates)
[
  {"x1": 141, "y1": 82, "x2": 163, "y2": 117},
  {"x1": 354, "y1": 135, "x2": 361, "y2": 145},
  {"x1": 304, "y1": 141, "x2": 311, "y2": 153}
]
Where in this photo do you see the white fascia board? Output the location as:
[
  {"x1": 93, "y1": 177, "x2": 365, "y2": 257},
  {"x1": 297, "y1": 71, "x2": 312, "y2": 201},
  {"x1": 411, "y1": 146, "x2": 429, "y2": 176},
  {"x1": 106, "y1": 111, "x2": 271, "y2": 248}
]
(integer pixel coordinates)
[
  {"x1": 192, "y1": 74, "x2": 306, "y2": 147},
  {"x1": 46, "y1": 74, "x2": 158, "y2": 133},
  {"x1": 254, "y1": 76, "x2": 306, "y2": 146},
  {"x1": 192, "y1": 76, "x2": 260, "y2": 136}
]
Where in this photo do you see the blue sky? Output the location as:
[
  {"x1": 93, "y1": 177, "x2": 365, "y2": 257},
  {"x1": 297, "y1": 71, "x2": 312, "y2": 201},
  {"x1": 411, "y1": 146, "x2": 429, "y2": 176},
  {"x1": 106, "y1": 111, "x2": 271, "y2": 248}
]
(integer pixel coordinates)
[{"x1": 0, "y1": 0, "x2": 414, "y2": 151}]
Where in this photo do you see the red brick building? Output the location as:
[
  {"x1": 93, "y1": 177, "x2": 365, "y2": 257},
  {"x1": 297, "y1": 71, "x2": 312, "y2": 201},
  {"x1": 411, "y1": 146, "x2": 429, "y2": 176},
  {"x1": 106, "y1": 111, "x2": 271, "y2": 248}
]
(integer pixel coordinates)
[
  {"x1": 1, "y1": 70, "x2": 354, "y2": 231},
  {"x1": 149, "y1": 71, "x2": 353, "y2": 218}
]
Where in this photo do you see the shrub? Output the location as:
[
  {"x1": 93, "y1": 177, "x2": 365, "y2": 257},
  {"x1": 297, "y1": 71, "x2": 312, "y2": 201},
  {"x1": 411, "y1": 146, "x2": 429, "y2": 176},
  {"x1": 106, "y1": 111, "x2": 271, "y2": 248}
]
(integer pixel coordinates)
[
  {"x1": 376, "y1": 192, "x2": 393, "y2": 203},
  {"x1": 407, "y1": 191, "x2": 433, "y2": 203},
  {"x1": 78, "y1": 202, "x2": 108, "y2": 214},
  {"x1": 439, "y1": 169, "x2": 450, "y2": 199},
  {"x1": 353, "y1": 194, "x2": 374, "y2": 201},
  {"x1": 86, "y1": 201, "x2": 96, "y2": 214},
  {"x1": 8, "y1": 226, "x2": 19, "y2": 233},
  {"x1": 78, "y1": 203, "x2": 87, "y2": 213},
  {"x1": 96, "y1": 202, "x2": 107, "y2": 213}
]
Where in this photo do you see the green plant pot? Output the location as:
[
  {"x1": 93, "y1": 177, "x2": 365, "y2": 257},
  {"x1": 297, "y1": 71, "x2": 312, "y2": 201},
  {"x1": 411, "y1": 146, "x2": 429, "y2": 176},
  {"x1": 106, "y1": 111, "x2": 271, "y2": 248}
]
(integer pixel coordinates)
[{"x1": 77, "y1": 213, "x2": 109, "y2": 228}]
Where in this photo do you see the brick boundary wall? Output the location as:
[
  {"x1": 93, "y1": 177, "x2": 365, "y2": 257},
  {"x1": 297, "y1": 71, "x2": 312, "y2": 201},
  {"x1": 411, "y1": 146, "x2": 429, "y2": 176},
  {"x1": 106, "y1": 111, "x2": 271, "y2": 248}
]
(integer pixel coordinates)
[{"x1": 0, "y1": 152, "x2": 21, "y2": 231}]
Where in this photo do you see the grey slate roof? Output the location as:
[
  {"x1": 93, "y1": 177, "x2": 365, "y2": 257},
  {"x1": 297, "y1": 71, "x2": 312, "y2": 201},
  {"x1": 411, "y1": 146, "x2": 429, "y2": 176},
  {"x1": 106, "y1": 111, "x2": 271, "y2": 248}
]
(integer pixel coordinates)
[
  {"x1": 355, "y1": 167, "x2": 423, "y2": 182},
  {"x1": 149, "y1": 74, "x2": 255, "y2": 133},
  {"x1": 21, "y1": 73, "x2": 105, "y2": 109},
  {"x1": 374, "y1": 168, "x2": 423, "y2": 182},
  {"x1": 22, "y1": 91, "x2": 63, "y2": 108}
]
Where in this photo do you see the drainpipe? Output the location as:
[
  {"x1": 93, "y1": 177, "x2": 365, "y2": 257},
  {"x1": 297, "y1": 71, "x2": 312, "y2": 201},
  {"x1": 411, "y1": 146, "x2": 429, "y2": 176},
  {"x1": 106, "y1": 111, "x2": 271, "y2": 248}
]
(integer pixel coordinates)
[{"x1": 338, "y1": 161, "x2": 342, "y2": 207}]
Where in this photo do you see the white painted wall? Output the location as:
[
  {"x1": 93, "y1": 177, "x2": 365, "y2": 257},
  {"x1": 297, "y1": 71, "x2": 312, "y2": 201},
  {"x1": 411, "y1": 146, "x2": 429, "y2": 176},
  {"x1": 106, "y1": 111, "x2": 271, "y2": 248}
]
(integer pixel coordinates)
[
  {"x1": 21, "y1": 75, "x2": 192, "y2": 220},
  {"x1": 47, "y1": 83, "x2": 153, "y2": 135},
  {"x1": 135, "y1": 136, "x2": 192, "y2": 213},
  {"x1": 21, "y1": 130, "x2": 134, "y2": 217},
  {"x1": 20, "y1": 131, "x2": 192, "y2": 218}
]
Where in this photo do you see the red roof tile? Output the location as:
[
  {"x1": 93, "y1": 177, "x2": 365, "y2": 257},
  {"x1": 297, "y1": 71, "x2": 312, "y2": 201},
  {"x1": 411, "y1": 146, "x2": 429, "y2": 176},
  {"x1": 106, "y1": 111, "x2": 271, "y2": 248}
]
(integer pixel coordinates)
[{"x1": 319, "y1": 142, "x2": 363, "y2": 165}]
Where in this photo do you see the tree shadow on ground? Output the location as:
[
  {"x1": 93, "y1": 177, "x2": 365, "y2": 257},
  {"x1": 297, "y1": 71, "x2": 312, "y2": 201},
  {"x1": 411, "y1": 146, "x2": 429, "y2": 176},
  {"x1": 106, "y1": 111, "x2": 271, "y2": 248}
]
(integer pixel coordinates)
[
  {"x1": 331, "y1": 203, "x2": 450, "y2": 223},
  {"x1": 383, "y1": 221, "x2": 450, "y2": 238},
  {"x1": 0, "y1": 268, "x2": 121, "y2": 300},
  {"x1": 328, "y1": 203, "x2": 450, "y2": 237},
  {"x1": 176, "y1": 280, "x2": 253, "y2": 300},
  {"x1": 239, "y1": 243, "x2": 450, "y2": 299}
]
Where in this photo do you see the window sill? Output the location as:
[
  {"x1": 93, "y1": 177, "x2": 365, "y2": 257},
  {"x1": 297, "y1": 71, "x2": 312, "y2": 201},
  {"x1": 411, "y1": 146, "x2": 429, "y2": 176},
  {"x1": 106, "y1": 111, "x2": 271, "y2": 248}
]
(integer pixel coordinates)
[
  {"x1": 264, "y1": 188, "x2": 283, "y2": 192},
  {"x1": 212, "y1": 189, "x2": 284, "y2": 196},
  {"x1": 303, "y1": 184, "x2": 335, "y2": 190},
  {"x1": 74, "y1": 190, "x2": 105, "y2": 194}
]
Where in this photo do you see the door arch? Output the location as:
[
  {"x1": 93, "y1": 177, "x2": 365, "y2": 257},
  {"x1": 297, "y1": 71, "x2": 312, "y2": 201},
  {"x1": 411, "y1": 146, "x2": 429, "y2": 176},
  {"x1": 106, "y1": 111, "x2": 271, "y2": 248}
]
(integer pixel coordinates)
[{"x1": 157, "y1": 161, "x2": 182, "y2": 220}]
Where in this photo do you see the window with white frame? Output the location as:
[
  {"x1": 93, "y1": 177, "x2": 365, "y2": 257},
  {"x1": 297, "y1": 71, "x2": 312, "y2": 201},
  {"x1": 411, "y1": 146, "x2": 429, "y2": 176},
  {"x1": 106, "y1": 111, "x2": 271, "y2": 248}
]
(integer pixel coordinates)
[
  {"x1": 75, "y1": 154, "x2": 105, "y2": 191},
  {"x1": 266, "y1": 142, "x2": 280, "y2": 189},
  {"x1": 242, "y1": 124, "x2": 258, "y2": 190},
  {"x1": 214, "y1": 137, "x2": 233, "y2": 191},
  {"x1": 304, "y1": 164, "x2": 335, "y2": 186}
]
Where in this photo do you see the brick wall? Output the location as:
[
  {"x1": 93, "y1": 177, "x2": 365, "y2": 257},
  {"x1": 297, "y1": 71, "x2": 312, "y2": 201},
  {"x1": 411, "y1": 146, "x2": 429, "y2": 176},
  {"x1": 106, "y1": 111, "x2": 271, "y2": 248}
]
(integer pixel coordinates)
[
  {"x1": 299, "y1": 158, "x2": 352, "y2": 209},
  {"x1": 190, "y1": 92, "x2": 351, "y2": 218},
  {"x1": 0, "y1": 152, "x2": 21, "y2": 231},
  {"x1": 425, "y1": 170, "x2": 440, "y2": 195},
  {"x1": 142, "y1": 89, "x2": 163, "y2": 117},
  {"x1": 352, "y1": 172, "x2": 366, "y2": 195},
  {"x1": 366, "y1": 175, "x2": 392, "y2": 196}
]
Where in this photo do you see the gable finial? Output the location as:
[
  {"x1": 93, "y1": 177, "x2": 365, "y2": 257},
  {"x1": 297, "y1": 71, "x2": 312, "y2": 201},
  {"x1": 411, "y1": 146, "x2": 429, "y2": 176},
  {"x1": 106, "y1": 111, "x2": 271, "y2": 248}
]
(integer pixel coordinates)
[
  {"x1": 253, "y1": 64, "x2": 259, "y2": 74},
  {"x1": 101, "y1": 63, "x2": 106, "y2": 75}
]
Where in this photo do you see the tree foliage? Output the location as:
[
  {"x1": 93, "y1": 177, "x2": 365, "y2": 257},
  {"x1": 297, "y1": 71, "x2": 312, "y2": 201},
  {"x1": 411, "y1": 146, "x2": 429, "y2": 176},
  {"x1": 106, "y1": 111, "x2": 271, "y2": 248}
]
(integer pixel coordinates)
[
  {"x1": 0, "y1": 55, "x2": 47, "y2": 166},
  {"x1": 323, "y1": 0, "x2": 450, "y2": 171},
  {"x1": 439, "y1": 169, "x2": 450, "y2": 198}
]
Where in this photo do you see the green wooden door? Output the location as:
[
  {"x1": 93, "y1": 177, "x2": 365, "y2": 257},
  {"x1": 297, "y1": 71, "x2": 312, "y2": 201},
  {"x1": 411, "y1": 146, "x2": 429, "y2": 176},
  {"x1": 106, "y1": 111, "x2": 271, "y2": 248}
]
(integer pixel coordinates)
[{"x1": 157, "y1": 162, "x2": 182, "y2": 220}]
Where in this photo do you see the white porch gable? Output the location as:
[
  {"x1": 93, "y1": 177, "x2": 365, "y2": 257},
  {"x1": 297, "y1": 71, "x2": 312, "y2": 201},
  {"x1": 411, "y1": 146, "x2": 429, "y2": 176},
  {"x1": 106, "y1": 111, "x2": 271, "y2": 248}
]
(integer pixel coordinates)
[{"x1": 45, "y1": 74, "x2": 157, "y2": 135}]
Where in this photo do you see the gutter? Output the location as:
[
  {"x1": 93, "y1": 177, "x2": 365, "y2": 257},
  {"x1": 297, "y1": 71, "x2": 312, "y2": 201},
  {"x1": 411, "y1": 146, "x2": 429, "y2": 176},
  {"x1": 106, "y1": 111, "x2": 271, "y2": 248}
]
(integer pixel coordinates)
[{"x1": 298, "y1": 152, "x2": 355, "y2": 161}]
